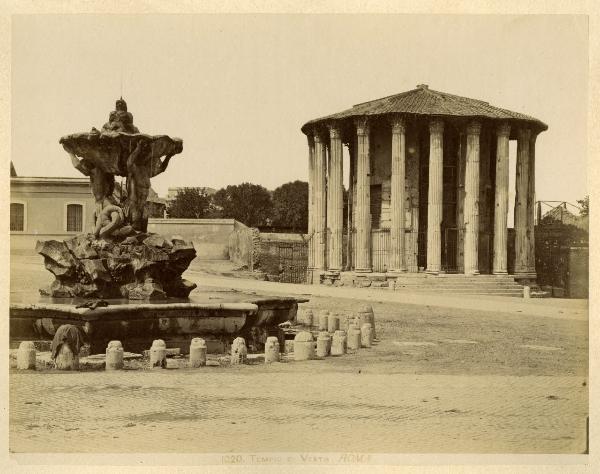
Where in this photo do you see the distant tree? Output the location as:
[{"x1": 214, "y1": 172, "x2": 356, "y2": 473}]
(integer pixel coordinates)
[
  {"x1": 272, "y1": 181, "x2": 308, "y2": 232},
  {"x1": 577, "y1": 196, "x2": 589, "y2": 217},
  {"x1": 167, "y1": 187, "x2": 211, "y2": 218},
  {"x1": 212, "y1": 183, "x2": 273, "y2": 227}
]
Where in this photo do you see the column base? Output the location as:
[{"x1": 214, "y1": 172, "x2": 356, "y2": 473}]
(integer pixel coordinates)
[
  {"x1": 388, "y1": 269, "x2": 408, "y2": 276},
  {"x1": 425, "y1": 269, "x2": 439, "y2": 275},
  {"x1": 492, "y1": 270, "x2": 508, "y2": 275},
  {"x1": 354, "y1": 268, "x2": 373, "y2": 273},
  {"x1": 465, "y1": 270, "x2": 480, "y2": 276}
]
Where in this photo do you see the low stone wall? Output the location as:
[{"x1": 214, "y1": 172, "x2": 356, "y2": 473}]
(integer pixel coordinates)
[
  {"x1": 228, "y1": 221, "x2": 260, "y2": 270},
  {"x1": 147, "y1": 218, "x2": 235, "y2": 260}
]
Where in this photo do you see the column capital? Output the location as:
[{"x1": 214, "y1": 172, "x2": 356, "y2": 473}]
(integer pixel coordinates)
[
  {"x1": 496, "y1": 122, "x2": 511, "y2": 137},
  {"x1": 313, "y1": 128, "x2": 327, "y2": 143},
  {"x1": 517, "y1": 127, "x2": 531, "y2": 142},
  {"x1": 466, "y1": 121, "x2": 482, "y2": 136},
  {"x1": 354, "y1": 117, "x2": 370, "y2": 136},
  {"x1": 328, "y1": 123, "x2": 342, "y2": 139},
  {"x1": 429, "y1": 118, "x2": 444, "y2": 134},
  {"x1": 389, "y1": 114, "x2": 406, "y2": 133},
  {"x1": 529, "y1": 130, "x2": 539, "y2": 144},
  {"x1": 307, "y1": 133, "x2": 315, "y2": 146}
]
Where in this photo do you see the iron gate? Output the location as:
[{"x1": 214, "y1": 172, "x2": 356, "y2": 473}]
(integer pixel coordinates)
[
  {"x1": 277, "y1": 242, "x2": 308, "y2": 284},
  {"x1": 442, "y1": 227, "x2": 460, "y2": 273}
]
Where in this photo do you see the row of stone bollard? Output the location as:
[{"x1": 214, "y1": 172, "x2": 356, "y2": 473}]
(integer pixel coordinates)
[
  {"x1": 301, "y1": 305, "x2": 377, "y2": 340},
  {"x1": 293, "y1": 322, "x2": 373, "y2": 361}
]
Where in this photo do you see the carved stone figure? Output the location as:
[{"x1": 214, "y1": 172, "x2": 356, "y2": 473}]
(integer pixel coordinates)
[
  {"x1": 102, "y1": 97, "x2": 140, "y2": 134},
  {"x1": 44, "y1": 98, "x2": 195, "y2": 300}
]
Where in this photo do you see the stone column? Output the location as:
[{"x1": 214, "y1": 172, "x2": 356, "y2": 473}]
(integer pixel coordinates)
[
  {"x1": 492, "y1": 123, "x2": 511, "y2": 274},
  {"x1": 328, "y1": 124, "x2": 344, "y2": 271},
  {"x1": 314, "y1": 130, "x2": 327, "y2": 270},
  {"x1": 389, "y1": 115, "x2": 407, "y2": 272},
  {"x1": 514, "y1": 127, "x2": 531, "y2": 275},
  {"x1": 527, "y1": 132, "x2": 538, "y2": 275},
  {"x1": 463, "y1": 121, "x2": 481, "y2": 275},
  {"x1": 307, "y1": 133, "x2": 316, "y2": 271},
  {"x1": 354, "y1": 117, "x2": 372, "y2": 272},
  {"x1": 426, "y1": 119, "x2": 444, "y2": 274}
]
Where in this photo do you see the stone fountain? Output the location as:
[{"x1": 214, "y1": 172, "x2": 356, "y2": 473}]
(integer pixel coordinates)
[{"x1": 10, "y1": 99, "x2": 304, "y2": 354}]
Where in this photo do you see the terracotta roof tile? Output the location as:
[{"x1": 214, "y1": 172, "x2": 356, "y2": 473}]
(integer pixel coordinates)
[{"x1": 301, "y1": 86, "x2": 547, "y2": 133}]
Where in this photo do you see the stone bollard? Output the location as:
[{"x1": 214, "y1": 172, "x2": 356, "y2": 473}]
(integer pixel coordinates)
[
  {"x1": 231, "y1": 337, "x2": 248, "y2": 365},
  {"x1": 331, "y1": 330, "x2": 347, "y2": 356},
  {"x1": 17, "y1": 341, "x2": 37, "y2": 370},
  {"x1": 189, "y1": 338, "x2": 207, "y2": 368},
  {"x1": 105, "y1": 340, "x2": 124, "y2": 370},
  {"x1": 347, "y1": 328, "x2": 362, "y2": 350},
  {"x1": 149, "y1": 339, "x2": 167, "y2": 369},
  {"x1": 316, "y1": 332, "x2": 331, "y2": 358},
  {"x1": 304, "y1": 309, "x2": 314, "y2": 328},
  {"x1": 327, "y1": 313, "x2": 340, "y2": 333},
  {"x1": 294, "y1": 331, "x2": 315, "y2": 361},
  {"x1": 318, "y1": 311, "x2": 329, "y2": 331},
  {"x1": 523, "y1": 285, "x2": 531, "y2": 299},
  {"x1": 361, "y1": 323, "x2": 373, "y2": 348},
  {"x1": 359, "y1": 305, "x2": 377, "y2": 340},
  {"x1": 55, "y1": 344, "x2": 79, "y2": 370},
  {"x1": 264, "y1": 336, "x2": 280, "y2": 363}
]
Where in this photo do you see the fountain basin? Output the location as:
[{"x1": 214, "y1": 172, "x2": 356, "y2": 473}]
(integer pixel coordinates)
[{"x1": 10, "y1": 290, "x2": 308, "y2": 354}]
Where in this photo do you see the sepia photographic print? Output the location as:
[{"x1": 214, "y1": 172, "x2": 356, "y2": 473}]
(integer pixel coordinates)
[{"x1": 3, "y1": 5, "x2": 597, "y2": 473}]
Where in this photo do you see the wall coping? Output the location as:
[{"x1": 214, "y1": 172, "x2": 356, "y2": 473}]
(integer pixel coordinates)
[{"x1": 148, "y1": 218, "x2": 236, "y2": 225}]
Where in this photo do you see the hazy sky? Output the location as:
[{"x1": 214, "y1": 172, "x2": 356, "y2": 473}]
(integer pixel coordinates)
[{"x1": 12, "y1": 14, "x2": 588, "y2": 208}]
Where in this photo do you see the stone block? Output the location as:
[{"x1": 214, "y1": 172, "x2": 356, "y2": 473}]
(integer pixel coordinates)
[
  {"x1": 189, "y1": 338, "x2": 207, "y2": 368},
  {"x1": 17, "y1": 341, "x2": 36, "y2": 370},
  {"x1": 231, "y1": 337, "x2": 248, "y2": 365},
  {"x1": 105, "y1": 340, "x2": 124, "y2": 370},
  {"x1": 264, "y1": 336, "x2": 280, "y2": 363},
  {"x1": 331, "y1": 330, "x2": 347, "y2": 356},
  {"x1": 318, "y1": 310, "x2": 329, "y2": 331},
  {"x1": 361, "y1": 323, "x2": 373, "y2": 348},
  {"x1": 327, "y1": 314, "x2": 340, "y2": 333},
  {"x1": 149, "y1": 339, "x2": 167, "y2": 369},
  {"x1": 347, "y1": 328, "x2": 361, "y2": 350},
  {"x1": 316, "y1": 332, "x2": 331, "y2": 358},
  {"x1": 293, "y1": 331, "x2": 314, "y2": 361}
]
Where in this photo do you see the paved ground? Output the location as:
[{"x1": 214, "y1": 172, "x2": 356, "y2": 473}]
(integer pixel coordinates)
[{"x1": 9, "y1": 255, "x2": 589, "y2": 454}]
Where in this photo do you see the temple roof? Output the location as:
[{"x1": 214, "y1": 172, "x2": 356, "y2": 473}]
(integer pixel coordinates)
[{"x1": 301, "y1": 84, "x2": 548, "y2": 134}]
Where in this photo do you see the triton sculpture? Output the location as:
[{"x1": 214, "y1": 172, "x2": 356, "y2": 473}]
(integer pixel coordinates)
[{"x1": 37, "y1": 99, "x2": 195, "y2": 300}]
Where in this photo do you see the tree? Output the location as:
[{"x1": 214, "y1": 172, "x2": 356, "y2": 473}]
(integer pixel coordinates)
[
  {"x1": 167, "y1": 187, "x2": 211, "y2": 218},
  {"x1": 577, "y1": 196, "x2": 589, "y2": 217},
  {"x1": 212, "y1": 183, "x2": 273, "y2": 227},
  {"x1": 272, "y1": 181, "x2": 308, "y2": 232}
]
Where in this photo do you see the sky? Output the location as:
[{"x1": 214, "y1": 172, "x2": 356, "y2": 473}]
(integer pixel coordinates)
[{"x1": 11, "y1": 14, "x2": 588, "y2": 210}]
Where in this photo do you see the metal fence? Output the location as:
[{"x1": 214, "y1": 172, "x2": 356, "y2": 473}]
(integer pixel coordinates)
[{"x1": 276, "y1": 241, "x2": 308, "y2": 284}]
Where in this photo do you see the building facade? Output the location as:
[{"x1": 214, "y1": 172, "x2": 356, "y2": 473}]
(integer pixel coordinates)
[
  {"x1": 10, "y1": 176, "x2": 96, "y2": 252},
  {"x1": 302, "y1": 85, "x2": 547, "y2": 284},
  {"x1": 10, "y1": 173, "x2": 166, "y2": 252}
]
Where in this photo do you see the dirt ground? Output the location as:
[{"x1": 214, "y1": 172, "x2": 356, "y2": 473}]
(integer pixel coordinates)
[{"x1": 9, "y1": 255, "x2": 589, "y2": 454}]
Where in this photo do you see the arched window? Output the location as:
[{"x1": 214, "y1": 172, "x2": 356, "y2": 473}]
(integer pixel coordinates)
[
  {"x1": 10, "y1": 202, "x2": 25, "y2": 232},
  {"x1": 66, "y1": 203, "x2": 83, "y2": 232}
]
